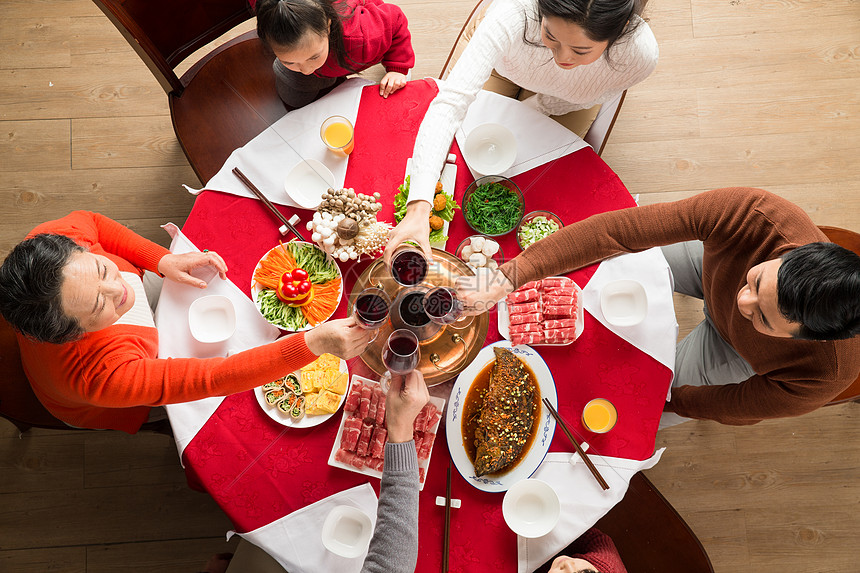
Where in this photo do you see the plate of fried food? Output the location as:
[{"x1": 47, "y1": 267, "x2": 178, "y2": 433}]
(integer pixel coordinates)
[
  {"x1": 255, "y1": 353, "x2": 349, "y2": 428},
  {"x1": 446, "y1": 340, "x2": 557, "y2": 492},
  {"x1": 394, "y1": 158, "x2": 459, "y2": 250}
]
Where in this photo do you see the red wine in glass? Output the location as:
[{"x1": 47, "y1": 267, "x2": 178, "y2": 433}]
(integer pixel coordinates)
[
  {"x1": 382, "y1": 329, "x2": 419, "y2": 375},
  {"x1": 354, "y1": 288, "x2": 390, "y2": 329},
  {"x1": 390, "y1": 247, "x2": 428, "y2": 286},
  {"x1": 423, "y1": 286, "x2": 472, "y2": 328}
]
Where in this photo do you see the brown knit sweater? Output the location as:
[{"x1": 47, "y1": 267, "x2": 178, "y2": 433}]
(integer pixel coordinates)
[{"x1": 500, "y1": 188, "x2": 860, "y2": 425}]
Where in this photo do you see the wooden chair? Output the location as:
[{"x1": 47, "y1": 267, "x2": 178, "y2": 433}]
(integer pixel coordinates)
[
  {"x1": 535, "y1": 472, "x2": 714, "y2": 573},
  {"x1": 91, "y1": 0, "x2": 287, "y2": 184},
  {"x1": 438, "y1": 0, "x2": 648, "y2": 157},
  {"x1": 0, "y1": 316, "x2": 74, "y2": 433},
  {"x1": 819, "y1": 225, "x2": 860, "y2": 405}
]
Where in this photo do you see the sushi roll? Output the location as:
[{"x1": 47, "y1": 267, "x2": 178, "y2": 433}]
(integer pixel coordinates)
[
  {"x1": 262, "y1": 378, "x2": 285, "y2": 392},
  {"x1": 285, "y1": 373, "x2": 302, "y2": 395},
  {"x1": 276, "y1": 396, "x2": 293, "y2": 414},
  {"x1": 264, "y1": 388, "x2": 286, "y2": 405},
  {"x1": 290, "y1": 395, "x2": 306, "y2": 420}
]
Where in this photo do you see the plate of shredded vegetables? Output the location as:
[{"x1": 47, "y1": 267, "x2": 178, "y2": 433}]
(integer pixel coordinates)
[
  {"x1": 463, "y1": 176, "x2": 524, "y2": 236},
  {"x1": 394, "y1": 159, "x2": 459, "y2": 248},
  {"x1": 517, "y1": 210, "x2": 563, "y2": 250},
  {"x1": 251, "y1": 241, "x2": 343, "y2": 331}
]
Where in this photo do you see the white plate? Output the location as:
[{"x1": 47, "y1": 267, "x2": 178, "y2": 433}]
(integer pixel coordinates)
[
  {"x1": 402, "y1": 158, "x2": 457, "y2": 251},
  {"x1": 254, "y1": 358, "x2": 348, "y2": 428},
  {"x1": 283, "y1": 159, "x2": 336, "y2": 210},
  {"x1": 327, "y1": 375, "x2": 445, "y2": 491},
  {"x1": 188, "y1": 295, "x2": 236, "y2": 343},
  {"x1": 250, "y1": 241, "x2": 343, "y2": 332},
  {"x1": 446, "y1": 340, "x2": 557, "y2": 492},
  {"x1": 600, "y1": 279, "x2": 648, "y2": 327},
  {"x1": 497, "y1": 277, "x2": 584, "y2": 346}
]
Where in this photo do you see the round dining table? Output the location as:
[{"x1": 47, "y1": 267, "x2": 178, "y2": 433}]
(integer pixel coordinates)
[{"x1": 176, "y1": 79, "x2": 673, "y2": 573}]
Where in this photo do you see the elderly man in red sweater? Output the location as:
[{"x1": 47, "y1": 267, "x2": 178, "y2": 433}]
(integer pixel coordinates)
[{"x1": 458, "y1": 188, "x2": 860, "y2": 426}]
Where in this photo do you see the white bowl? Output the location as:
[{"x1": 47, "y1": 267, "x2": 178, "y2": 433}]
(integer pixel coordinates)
[
  {"x1": 284, "y1": 159, "x2": 336, "y2": 209},
  {"x1": 502, "y1": 478, "x2": 560, "y2": 538},
  {"x1": 600, "y1": 279, "x2": 648, "y2": 327},
  {"x1": 321, "y1": 505, "x2": 374, "y2": 558},
  {"x1": 463, "y1": 123, "x2": 517, "y2": 175},
  {"x1": 188, "y1": 295, "x2": 236, "y2": 343}
]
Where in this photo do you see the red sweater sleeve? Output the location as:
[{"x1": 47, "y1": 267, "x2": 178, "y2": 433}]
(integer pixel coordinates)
[
  {"x1": 567, "y1": 528, "x2": 628, "y2": 573},
  {"x1": 68, "y1": 330, "x2": 318, "y2": 409},
  {"x1": 28, "y1": 211, "x2": 169, "y2": 274}
]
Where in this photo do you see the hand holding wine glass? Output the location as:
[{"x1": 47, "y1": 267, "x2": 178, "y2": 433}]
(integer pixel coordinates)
[
  {"x1": 351, "y1": 287, "x2": 391, "y2": 342},
  {"x1": 379, "y1": 329, "x2": 420, "y2": 393}
]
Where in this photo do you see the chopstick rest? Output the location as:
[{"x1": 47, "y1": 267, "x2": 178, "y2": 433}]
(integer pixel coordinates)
[{"x1": 435, "y1": 496, "x2": 461, "y2": 508}]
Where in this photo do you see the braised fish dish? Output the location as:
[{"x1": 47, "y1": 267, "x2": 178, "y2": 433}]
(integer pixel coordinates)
[{"x1": 472, "y1": 347, "x2": 537, "y2": 476}]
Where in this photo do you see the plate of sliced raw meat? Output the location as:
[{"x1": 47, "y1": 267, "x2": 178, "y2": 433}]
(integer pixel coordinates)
[
  {"x1": 497, "y1": 276, "x2": 584, "y2": 346},
  {"x1": 328, "y1": 375, "x2": 445, "y2": 490}
]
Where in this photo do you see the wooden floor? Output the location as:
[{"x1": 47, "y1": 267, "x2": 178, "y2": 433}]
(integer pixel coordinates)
[{"x1": 1, "y1": 0, "x2": 858, "y2": 571}]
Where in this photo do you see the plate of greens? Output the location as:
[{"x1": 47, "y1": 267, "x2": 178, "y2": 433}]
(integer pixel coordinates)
[
  {"x1": 462, "y1": 176, "x2": 524, "y2": 237},
  {"x1": 251, "y1": 241, "x2": 343, "y2": 332},
  {"x1": 394, "y1": 159, "x2": 459, "y2": 249}
]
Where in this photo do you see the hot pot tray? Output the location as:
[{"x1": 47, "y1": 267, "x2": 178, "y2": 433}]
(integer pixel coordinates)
[{"x1": 351, "y1": 248, "x2": 489, "y2": 386}]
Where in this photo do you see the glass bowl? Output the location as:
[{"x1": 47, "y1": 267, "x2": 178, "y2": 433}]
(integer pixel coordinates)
[
  {"x1": 462, "y1": 175, "x2": 524, "y2": 237},
  {"x1": 455, "y1": 235, "x2": 505, "y2": 270},
  {"x1": 516, "y1": 210, "x2": 564, "y2": 250}
]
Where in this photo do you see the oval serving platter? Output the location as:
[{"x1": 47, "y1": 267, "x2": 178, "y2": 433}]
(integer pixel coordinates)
[{"x1": 446, "y1": 340, "x2": 557, "y2": 492}]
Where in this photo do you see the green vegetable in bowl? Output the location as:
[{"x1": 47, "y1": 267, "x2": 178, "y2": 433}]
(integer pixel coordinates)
[
  {"x1": 518, "y1": 216, "x2": 561, "y2": 248},
  {"x1": 465, "y1": 182, "x2": 522, "y2": 235}
]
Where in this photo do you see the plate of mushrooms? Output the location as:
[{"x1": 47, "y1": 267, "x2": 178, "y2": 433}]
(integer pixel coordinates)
[{"x1": 305, "y1": 188, "x2": 393, "y2": 263}]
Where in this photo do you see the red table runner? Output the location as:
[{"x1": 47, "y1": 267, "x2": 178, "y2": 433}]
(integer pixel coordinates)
[{"x1": 180, "y1": 80, "x2": 671, "y2": 572}]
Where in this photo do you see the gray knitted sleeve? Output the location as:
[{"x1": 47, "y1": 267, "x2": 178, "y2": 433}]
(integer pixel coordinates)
[{"x1": 360, "y1": 441, "x2": 420, "y2": 573}]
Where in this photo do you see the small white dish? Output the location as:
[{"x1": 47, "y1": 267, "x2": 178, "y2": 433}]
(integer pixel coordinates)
[
  {"x1": 188, "y1": 295, "x2": 236, "y2": 343},
  {"x1": 502, "y1": 478, "x2": 560, "y2": 538},
  {"x1": 321, "y1": 505, "x2": 374, "y2": 558},
  {"x1": 599, "y1": 279, "x2": 648, "y2": 327},
  {"x1": 463, "y1": 123, "x2": 517, "y2": 175},
  {"x1": 284, "y1": 159, "x2": 336, "y2": 210}
]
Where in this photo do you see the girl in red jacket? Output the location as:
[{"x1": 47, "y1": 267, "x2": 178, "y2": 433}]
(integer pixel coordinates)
[{"x1": 255, "y1": 0, "x2": 415, "y2": 108}]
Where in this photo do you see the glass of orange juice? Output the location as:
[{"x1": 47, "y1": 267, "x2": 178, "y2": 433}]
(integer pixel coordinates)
[
  {"x1": 582, "y1": 398, "x2": 617, "y2": 433},
  {"x1": 321, "y1": 115, "x2": 355, "y2": 155}
]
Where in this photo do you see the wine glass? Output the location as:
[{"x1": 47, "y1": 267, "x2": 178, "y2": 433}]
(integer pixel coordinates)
[
  {"x1": 422, "y1": 286, "x2": 473, "y2": 329},
  {"x1": 389, "y1": 244, "x2": 429, "y2": 287},
  {"x1": 351, "y1": 287, "x2": 391, "y2": 342},
  {"x1": 379, "y1": 329, "x2": 420, "y2": 393}
]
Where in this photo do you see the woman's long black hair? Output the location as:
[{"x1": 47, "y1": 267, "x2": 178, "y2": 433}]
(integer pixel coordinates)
[
  {"x1": 256, "y1": 0, "x2": 364, "y2": 72},
  {"x1": 524, "y1": 0, "x2": 643, "y2": 66}
]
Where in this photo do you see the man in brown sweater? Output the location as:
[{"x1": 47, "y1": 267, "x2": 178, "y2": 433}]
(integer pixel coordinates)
[{"x1": 458, "y1": 188, "x2": 860, "y2": 425}]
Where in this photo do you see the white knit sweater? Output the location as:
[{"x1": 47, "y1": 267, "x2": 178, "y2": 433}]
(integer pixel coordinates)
[{"x1": 408, "y1": 0, "x2": 658, "y2": 203}]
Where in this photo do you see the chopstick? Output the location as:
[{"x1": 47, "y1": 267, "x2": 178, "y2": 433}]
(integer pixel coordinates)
[
  {"x1": 443, "y1": 463, "x2": 452, "y2": 572},
  {"x1": 542, "y1": 398, "x2": 610, "y2": 491},
  {"x1": 232, "y1": 167, "x2": 305, "y2": 239}
]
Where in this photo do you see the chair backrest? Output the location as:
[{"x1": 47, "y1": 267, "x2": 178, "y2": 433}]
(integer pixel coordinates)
[
  {"x1": 91, "y1": 0, "x2": 255, "y2": 95},
  {"x1": 534, "y1": 472, "x2": 712, "y2": 573},
  {"x1": 818, "y1": 225, "x2": 860, "y2": 405},
  {"x1": 0, "y1": 316, "x2": 73, "y2": 432}
]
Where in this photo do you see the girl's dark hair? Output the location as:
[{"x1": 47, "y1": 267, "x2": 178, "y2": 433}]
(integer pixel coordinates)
[
  {"x1": 777, "y1": 242, "x2": 860, "y2": 340},
  {"x1": 0, "y1": 234, "x2": 86, "y2": 344},
  {"x1": 256, "y1": 0, "x2": 362, "y2": 73},
  {"x1": 524, "y1": 0, "x2": 642, "y2": 65}
]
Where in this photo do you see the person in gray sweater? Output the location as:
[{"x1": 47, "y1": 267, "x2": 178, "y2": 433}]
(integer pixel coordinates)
[{"x1": 361, "y1": 369, "x2": 429, "y2": 573}]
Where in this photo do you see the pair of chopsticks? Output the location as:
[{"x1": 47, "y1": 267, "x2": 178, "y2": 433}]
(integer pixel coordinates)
[
  {"x1": 442, "y1": 464, "x2": 452, "y2": 572},
  {"x1": 232, "y1": 167, "x2": 305, "y2": 239},
  {"x1": 542, "y1": 398, "x2": 610, "y2": 490}
]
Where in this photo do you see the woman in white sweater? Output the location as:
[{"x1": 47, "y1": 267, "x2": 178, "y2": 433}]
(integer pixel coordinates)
[{"x1": 385, "y1": 0, "x2": 657, "y2": 262}]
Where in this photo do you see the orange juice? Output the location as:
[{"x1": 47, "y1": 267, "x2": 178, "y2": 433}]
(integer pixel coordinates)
[
  {"x1": 323, "y1": 121, "x2": 354, "y2": 155},
  {"x1": 582, "y1": 399, "x2": 617, "y2": 433}
]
